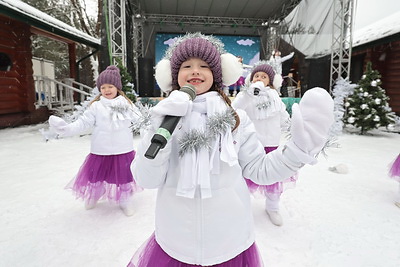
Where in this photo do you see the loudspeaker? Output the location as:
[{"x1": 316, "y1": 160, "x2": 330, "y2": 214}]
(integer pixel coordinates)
[
  {"x1": 307, "y1": 57, "x2": 330, "y2": 90},
  {"x1": 138, "y1": 57, "x2": 155, "y2": 97}
]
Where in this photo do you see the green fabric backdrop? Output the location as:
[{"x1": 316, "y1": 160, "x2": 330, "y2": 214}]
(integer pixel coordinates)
[{"x1": 282, "y1": 97, "x2": 301, "y2": 116}]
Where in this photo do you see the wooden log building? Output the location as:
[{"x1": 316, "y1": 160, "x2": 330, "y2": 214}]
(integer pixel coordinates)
[{"x1": 0, "y1": 0, "x2": 100, "y2": 128}]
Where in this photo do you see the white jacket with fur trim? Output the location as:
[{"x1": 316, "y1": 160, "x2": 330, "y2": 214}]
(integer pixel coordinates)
[
  {"x1": 132, "y1": 92, "x2": 311, "y2": 265},
  {"x1": 50, "y1": 96, "x2": 138, "y2": 155}
]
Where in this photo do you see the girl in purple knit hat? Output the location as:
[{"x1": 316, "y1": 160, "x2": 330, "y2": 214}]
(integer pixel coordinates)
[
  {"x1": 232, "y1": 62, "x2": 295, "y2": 227},
  {"x1": 128, "y1": 32, "x2": 334, "y2": 266},
  {"x1": 388, "y1": 153, "x2": 400, "y2": 208},
  {"x1": 49, "y1": 65, "x2": 142, "y2": 216}
]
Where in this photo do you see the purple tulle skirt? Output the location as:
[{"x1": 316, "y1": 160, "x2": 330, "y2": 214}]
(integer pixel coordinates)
[
  {"x1": 65, "y1": 150, "x2": 142, "y2": 203},
  {"x1": 235, "y1": 76, "x2": 245, "y2": 87},
  {"x1": 389, "y1": 153, "x2": 400, "y2": 182},
  {"x1": 127, "y1": 233, "x2": 263, "y2": 267},
  {"x1": 246, "y1": 146, "x2": 298, "y2": 197}
]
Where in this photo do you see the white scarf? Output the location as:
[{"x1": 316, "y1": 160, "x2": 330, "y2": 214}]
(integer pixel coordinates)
[
  {"x1": 100, "y1": 96, "x2": 133, "y2": 127},
  {"x1": 252, "y1": 87, "x2": 284, "y2": 120},
  {"x1": 176, "y1": 92, "x2": 238, "y2": 199}
]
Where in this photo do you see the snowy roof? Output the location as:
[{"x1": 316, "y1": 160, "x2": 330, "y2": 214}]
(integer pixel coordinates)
[
  {"x1": 353, "y1": 11, "x2": 400, "y2": 47},
  {"x1": 0, "y1": 0, "x2": 100, "y2": 48}
]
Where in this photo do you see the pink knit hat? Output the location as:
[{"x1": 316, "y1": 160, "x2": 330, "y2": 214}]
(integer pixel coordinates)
[
  {"x1": 250, "y1": 63, "x2": 275, "y2": 83},
  {"x1": 155, "y1": 33, "x2": 243, "y2": 93},
  {"x1": 96, "y1": 65, "x2": 122, "y2": 90}
]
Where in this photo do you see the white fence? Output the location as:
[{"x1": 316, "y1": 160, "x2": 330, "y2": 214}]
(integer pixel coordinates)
[{"x1": 34, "y1": 75, "x2": 92, "y2": 114}]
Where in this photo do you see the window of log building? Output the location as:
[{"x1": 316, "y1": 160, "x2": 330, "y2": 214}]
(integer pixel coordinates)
[{"x1": 0, "y1": 52, "x2": 12, "y2": 71}]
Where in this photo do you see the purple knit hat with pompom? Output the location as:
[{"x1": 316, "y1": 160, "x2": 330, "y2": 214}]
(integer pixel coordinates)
[
  {"x1": 96, "y1": 65, "x2": 122, "y2": 90},
  {"x1": 250, "y1": 64, "x2": 275, "y2": 84},
  {"x1": 170, "y1": 37, "x2": 222, "y2": 89}
]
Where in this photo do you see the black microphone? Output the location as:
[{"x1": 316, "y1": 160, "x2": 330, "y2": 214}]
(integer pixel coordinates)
[
  {"x1": 250, "y1": 82, "x2": 263, "y2": 95},
  {"x1": 144, "y1": 84, "x2": 196, "y2": 159}
]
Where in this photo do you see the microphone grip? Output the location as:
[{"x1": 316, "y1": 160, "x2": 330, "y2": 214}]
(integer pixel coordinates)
[
  {"x1": 144, "y1": 115, "x2": 180, "y2": 159},
  {"x1": 144, "y1": 142, "x2": 162, "y2": 160},
  {"x1": 144, "y1": 85, "x2": 195, "y2": 160}
]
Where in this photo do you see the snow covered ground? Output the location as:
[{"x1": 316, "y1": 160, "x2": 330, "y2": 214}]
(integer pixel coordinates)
[{"x1": 1, "y1": 123, "x2": 399, "y2": 267}]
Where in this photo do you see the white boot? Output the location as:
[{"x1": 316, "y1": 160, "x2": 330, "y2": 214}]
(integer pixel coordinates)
[
  {"x1": 119, "y1": 201, "x2": 135, "y2": 216},
  {"x1": 265, "y1": 194, "x2": 283, "y2": 226},
  {"x1": 266, "y1": 210, "x2": 283, "y2": 226},
  {"x1": 395, "y1": 184, "x2": 400, "y2": 208},
  {"x1": 84, "y1": 198, "x2": 97, "y2": 210}
]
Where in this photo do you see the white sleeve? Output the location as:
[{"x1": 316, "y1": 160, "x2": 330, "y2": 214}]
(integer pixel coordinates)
[
  {"x1": 129, "y1": 102, "x2": 142, "y2": 122},
  {"x1": 237, "y1": 111, "x2": 313, "y2": 185},
  {"x1": 131, "y1": 127, "x2": 171, "y2": 188},
  {"x1": 131, "y1": 94, "x2": 190, "y2": 189},
  {"x1": 57, "y1": 107, "x2": 96, "y2": 137},
  {"x1": 281, "y1": 52, "x2": 294, "y2": 63},
  {"x1": 231, "y1": 91, "x2": 250, "y2": 110}
]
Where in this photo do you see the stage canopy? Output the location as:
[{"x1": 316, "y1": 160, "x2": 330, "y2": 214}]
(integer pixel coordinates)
[{"x1": 131, "y1": 0, "x2": 301, "y2": 22}]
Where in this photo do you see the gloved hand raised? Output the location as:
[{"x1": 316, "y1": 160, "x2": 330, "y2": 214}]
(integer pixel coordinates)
[
  {"x1": 150, "y1": 89, "x2": 193, "y2": 131},
  {"x1": 290, "y1": 87, "x2": 334, "y2": 157},
  {"x1": 141, "y1": 88, "x2": 194, "y2": 160},
  {"x1": 247, "y1": 81, "x2": 265, "y2": 96},
  {"x1": 48, "y1": 115, "x2": 68, "y2": 135}
]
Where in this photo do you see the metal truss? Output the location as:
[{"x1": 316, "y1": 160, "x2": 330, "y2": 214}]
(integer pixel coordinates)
[
  {"x1": 261, "y1": 0, "x2": 302, "y2": 58},
  {"x1": 270, "y1": 0, "x2": 303, "y2": 22},
  {"x1": 108, "y1": 0, "x2": 127, "y2": 66},
  {"x1": 129, "y1": 1, "x2": 144, "y2": 94},
  {"x1": 144, "y1": 14, "x2": 265, "y2": 28},
  {"x1": 115, "y1": 0, "x2": 303, "y2": 94},
  {"x1": 329, "y1": 0, "x2": 355, "y2": 92}
]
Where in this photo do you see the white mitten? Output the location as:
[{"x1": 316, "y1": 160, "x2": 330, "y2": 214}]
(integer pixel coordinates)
[
  {"x1": 290, "y1": 87, "x2": 334, "y2": 156},
  {"x1": 150, "y1": 90, "x2": 192, "y2": 130},
  {"x1": 48, "y1": 115, "x2": 68, "y2": 135},
  {"x1": 139, "y1": 90, "x2": 192, "y2": 162},
  {"x1": 247, "y1": 81, "x2": 265, "y2": 96}
]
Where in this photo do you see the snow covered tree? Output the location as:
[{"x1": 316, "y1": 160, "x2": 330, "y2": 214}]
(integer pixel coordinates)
[
  {"x1": 343, "y1": 62, "x2": 396, "y2": 134},
  {"x1": 22, "y1": 0, "x2": 100, "y2": 82},
  {"x1": 330, "y1": 77, "x2": 357, "y2": 137}
]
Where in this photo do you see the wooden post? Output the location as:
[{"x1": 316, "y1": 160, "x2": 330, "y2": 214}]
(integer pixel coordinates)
[{"x1": 68, "y1": 43, "x2": 77, "y2": 79}]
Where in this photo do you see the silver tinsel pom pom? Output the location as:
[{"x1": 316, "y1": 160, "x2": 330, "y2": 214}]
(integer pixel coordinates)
[
  {"x1": 130, "y1": 102, "x2": 152, "y2": 135},
  {"x1": 206, "y1": 109, "x2": 236, "y2": 136},
  {"x1": 178, "y1": 129, "x2": 211, "y2": 157},
  {"x1": 256, "y1": 101, "x2": 271, "y2": 110},
  {"x1": 178, "y1": 109, "x2": 236, "y2": 157},
  {"x1": 110, "y1": 104, "x2": 129, "y2": 113}
]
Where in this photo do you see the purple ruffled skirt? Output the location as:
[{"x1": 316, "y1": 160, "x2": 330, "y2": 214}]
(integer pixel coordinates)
[
  {"x1": 389, "y1": 153, "x2": 400, "y2": 182},
  {"x1": 127, "y1": 233, "x2": 263, "y2": 267},
  {"x1": 246, "y1": 146, "x2": 298, "y2": 197},
  {"x1": 65, "y1": 150, "x2": 142, "y2": 203}
]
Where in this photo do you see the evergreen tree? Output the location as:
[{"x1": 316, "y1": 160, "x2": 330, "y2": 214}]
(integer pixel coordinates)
[
  {"x1": 343, "y1": 62, "x2": 396, "y2": 134},
  {"x1": 115, "y1": 58, "x2": 137, "y2": 103}
]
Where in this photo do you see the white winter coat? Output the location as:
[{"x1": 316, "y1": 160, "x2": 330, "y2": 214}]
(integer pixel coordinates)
[
  {"x1": 132, "y1": 91, "x2": 310, "y2": 265},
  {"x1": 232, "y1": 88, "x2": 290, "y2": 147},
  {"x1": 58, "y1": 96, "x2": 138, "y2": 155}
]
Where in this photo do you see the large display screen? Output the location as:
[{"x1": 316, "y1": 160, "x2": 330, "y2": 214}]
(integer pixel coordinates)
[{"x1": 155, "y1": 33, "x2": 260, "y2": 90}]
